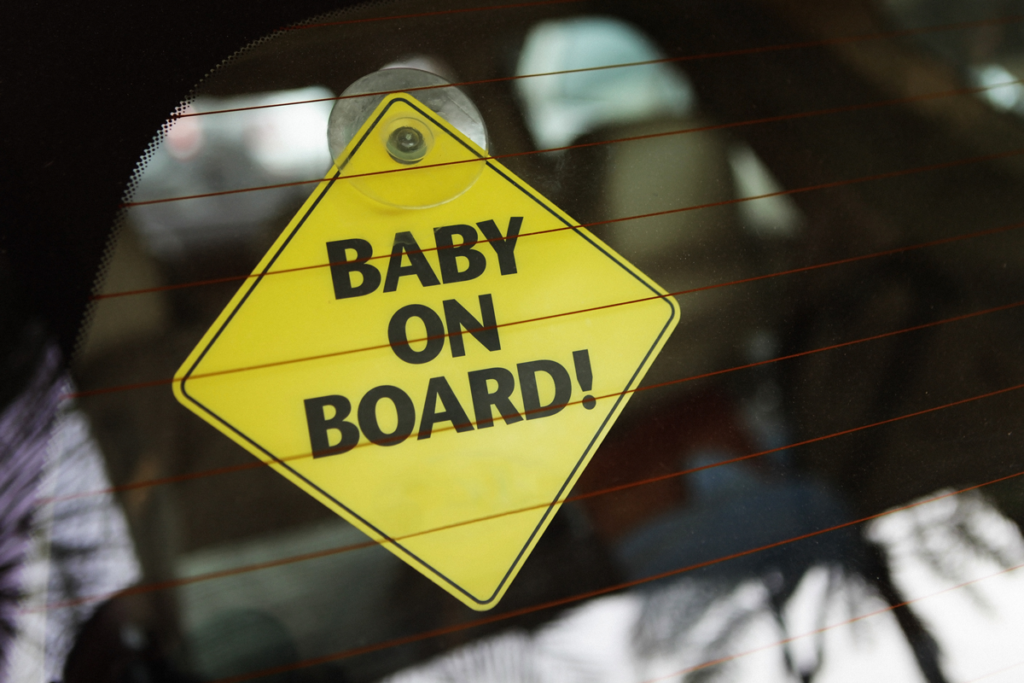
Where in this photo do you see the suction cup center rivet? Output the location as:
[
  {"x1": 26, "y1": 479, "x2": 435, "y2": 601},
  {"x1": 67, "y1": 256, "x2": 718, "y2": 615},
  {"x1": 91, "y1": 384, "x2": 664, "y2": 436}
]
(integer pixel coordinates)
[{"x1": 387, "y1": 126, "x2": 428, "y2": 164}]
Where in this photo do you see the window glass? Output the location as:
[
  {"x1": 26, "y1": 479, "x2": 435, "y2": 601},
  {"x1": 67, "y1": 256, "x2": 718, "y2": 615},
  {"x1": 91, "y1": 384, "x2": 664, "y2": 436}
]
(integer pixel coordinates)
[{"x1": 25, "y1": 2, "x2": 1024, "y2": 682}]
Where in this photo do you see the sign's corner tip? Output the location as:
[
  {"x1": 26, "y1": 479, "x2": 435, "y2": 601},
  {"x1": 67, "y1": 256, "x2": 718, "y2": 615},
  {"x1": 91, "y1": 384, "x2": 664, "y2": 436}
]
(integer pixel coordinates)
[
  {"x1": 462, "y1": 597, "x2": 501, "y2": 612},
  {"x1": 170, "y1": 373, "x2": 190, "y2": 404}
]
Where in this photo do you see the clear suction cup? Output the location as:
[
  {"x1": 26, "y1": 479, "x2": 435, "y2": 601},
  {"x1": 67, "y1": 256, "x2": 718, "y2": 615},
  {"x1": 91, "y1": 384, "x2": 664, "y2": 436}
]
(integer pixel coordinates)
[
  {"x1": 327, "y1": 69, "x2": 489, "y2": 209},
  {"x1": 327, "y1": 68, "x2": 488, "y2": 163}
]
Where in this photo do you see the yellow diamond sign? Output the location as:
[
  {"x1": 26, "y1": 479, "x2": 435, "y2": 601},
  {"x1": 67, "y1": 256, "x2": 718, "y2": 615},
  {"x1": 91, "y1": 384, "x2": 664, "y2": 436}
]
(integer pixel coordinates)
[{"x1": 173, "y1": 93, "x2": 679, "y2": 610}]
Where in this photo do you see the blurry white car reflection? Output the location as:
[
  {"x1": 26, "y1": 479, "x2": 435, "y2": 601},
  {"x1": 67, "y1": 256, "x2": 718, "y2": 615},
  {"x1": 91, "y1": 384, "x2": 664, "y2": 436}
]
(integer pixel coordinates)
[{"x1": 131, "y1": 87, "x2": 334, "y2": 260}]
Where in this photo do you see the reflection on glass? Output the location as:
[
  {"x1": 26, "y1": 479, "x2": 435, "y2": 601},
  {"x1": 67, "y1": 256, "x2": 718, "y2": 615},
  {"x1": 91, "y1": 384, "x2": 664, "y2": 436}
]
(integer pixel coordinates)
[{"x1": 52, "y1": 1, "x2": 1024, "y2": 682}]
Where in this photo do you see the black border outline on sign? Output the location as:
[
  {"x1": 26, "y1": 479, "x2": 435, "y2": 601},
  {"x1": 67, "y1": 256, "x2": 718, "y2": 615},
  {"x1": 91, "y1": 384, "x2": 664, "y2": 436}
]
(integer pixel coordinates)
[{"x1": 179, "y1": 95, "x2": 679, "y2": 607}]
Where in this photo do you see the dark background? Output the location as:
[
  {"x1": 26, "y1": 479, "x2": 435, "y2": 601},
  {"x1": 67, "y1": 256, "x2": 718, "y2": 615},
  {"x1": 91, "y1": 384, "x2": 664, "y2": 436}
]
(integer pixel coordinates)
[{"x1": 0, "y1": 0, "x2": 360, "y2": 360}]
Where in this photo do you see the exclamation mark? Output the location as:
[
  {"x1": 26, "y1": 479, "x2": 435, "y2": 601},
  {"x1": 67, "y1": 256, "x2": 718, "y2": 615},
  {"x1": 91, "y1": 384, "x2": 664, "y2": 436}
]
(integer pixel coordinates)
[{"x1": 573, "y1": 349, "x2": 596, "y2": 410}]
